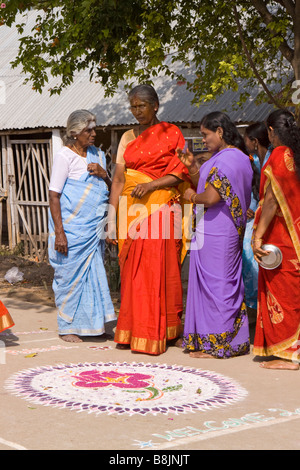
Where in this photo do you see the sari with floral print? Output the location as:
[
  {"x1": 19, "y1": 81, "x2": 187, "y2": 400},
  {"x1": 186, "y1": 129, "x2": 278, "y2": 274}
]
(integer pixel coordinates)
[
  {"x1": 182, "y1": 147, "x2": 253, "y2": 357},
  {"x1": 253, "y1": 146, "x2": 300, "y2": 362}
]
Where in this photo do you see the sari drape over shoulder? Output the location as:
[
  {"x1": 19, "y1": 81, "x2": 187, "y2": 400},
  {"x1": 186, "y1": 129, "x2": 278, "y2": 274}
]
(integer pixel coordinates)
[
  {"x1": 253, "y1": 146, "x2": 300, "y2": 362},
  {"x1": 0, "y1": 300, "x2": 14, "y2": 333},
  {"x1": 114, "y1": 122, "x2": 190, "y2": 355},
  {"x1": 48, "y1": 146, "x2": 116, "y2": 336},
  {"x1": 182, "y1": 148, "x2": 253, "y2": 358}
]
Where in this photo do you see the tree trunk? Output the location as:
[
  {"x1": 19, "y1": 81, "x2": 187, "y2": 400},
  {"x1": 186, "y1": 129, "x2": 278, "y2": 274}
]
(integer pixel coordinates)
[{"x1": 293, "y1": 0, "x2": 300, "y2": 123}]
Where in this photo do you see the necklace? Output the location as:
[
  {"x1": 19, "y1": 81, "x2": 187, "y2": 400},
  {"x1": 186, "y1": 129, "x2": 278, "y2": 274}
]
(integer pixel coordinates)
[{"x1": 72, "y1": 144, "x2": 86, "y2": 158}]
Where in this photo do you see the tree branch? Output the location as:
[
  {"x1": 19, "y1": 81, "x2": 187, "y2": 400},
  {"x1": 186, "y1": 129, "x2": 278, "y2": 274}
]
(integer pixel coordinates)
[
  {"x1": 250, "y1": 0, "x2": 294, "y2": 63},
  {"x1": 275, "y1": 0, "x2": 296, "y2": 21},
  {"x1": 233, "y1": 4, "x2": 283, "y2": 108}
]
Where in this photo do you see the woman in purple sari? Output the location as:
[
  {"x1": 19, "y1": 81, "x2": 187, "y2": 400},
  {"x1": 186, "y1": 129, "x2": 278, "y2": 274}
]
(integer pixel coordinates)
[{"x1": 178, "y1": 112, "x2": 253, "y2": 358}]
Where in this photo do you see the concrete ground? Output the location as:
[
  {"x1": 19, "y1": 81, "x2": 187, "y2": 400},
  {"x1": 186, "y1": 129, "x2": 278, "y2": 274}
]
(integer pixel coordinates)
[{"x1": 0, "y1": 295, "x2": 299, "y2": 452}]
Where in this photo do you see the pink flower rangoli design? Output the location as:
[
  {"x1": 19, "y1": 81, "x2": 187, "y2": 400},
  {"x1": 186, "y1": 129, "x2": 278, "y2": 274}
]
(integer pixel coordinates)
[{"x1": 72, "y1": 370, "x2": 153, "y2": 389}]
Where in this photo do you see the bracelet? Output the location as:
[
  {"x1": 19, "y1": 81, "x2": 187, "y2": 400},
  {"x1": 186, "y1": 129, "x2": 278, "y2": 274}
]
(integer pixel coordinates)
[
  {"x1": 253, "y1": 238, "x2": 263, "y2": 242},
  {"x1": 190, "y1": 193, "x2": 197, "y2": 204},
  {"x1": 189, "y1": 168, "x2": 199, "y2": 176}
]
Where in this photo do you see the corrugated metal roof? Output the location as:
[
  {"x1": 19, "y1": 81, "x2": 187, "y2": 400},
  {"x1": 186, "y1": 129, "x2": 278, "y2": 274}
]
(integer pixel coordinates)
[{"x1": 0, "y1": 11, "x2": 277, "y2": 131}]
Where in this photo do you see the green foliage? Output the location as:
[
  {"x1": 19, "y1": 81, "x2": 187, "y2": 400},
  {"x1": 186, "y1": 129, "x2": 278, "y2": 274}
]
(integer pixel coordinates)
[{"x1": 0, "y1": 0, "x2": 297, "y2": 108}]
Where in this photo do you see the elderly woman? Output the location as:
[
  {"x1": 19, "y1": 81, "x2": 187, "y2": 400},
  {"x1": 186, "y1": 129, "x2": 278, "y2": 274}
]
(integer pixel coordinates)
[
  {"x1": 106, "y1": 84, "x2": 190, "y2": 355},
  {"x1": 178, "y1": 111, "x2": 253, "y2": 359},
  {"x1": 48, "y1": 109, "x2": 116, "y2": 343},
  {"x1": 252, "y1": 109, "x2": 300, "y2": 370}
]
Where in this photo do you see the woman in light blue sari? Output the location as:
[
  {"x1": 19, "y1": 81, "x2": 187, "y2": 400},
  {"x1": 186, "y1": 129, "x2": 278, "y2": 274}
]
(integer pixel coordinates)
[
  {"x1": 242, "y1": 122, "x2": 271, "y2": 317},
  {"x1": 49, "y1": 110, "x2": 116, "y2": 343}
]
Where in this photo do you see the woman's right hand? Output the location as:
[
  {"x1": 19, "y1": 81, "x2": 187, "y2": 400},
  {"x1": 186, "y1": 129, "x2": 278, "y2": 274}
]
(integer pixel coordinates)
[
  {"x1": 105, "y1": 222, "x2": 118, "y2": 245},
  {"x1": 176, "y1": 147, "x2": 195, "y2": 169},
  {"x1": 55, "y1": 230, "x2": 68, "y2": 255}
]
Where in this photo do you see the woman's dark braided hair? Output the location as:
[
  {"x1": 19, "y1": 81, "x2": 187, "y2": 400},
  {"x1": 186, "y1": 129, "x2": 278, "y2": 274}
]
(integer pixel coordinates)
[
  {"x1": 267, "y1": 109, "x2": 300, "y2": 180},
  {"x1": 200, "y1": 111, "x2": 259, "y2": 200},
  {"x1": 244, "y1": 122, "x2": 271, "y2": 201}
]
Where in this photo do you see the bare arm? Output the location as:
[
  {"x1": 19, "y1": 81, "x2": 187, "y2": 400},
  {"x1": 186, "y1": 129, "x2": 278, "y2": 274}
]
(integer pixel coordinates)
[
  {"x1": 49, "y1": 190, "x2": 68, "y2": 255},
  {"x1": 106, "y1": 163, "x2": 126, "y2": 245},
  {"x1": 184, "y1": 184, "x2": 221, "y2": 207},
  {"x1": 252, "y1": 184, "x2": 279, "y2": 263},
  {"x1": 131, "y1": 174, "x2": 182, "y2": 199}
]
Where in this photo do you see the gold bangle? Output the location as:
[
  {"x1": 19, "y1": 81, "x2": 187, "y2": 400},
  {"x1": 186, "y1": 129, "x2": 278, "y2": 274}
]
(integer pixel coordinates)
[
  {"x1": 189, "y1": 168, "x2": 199, "y2": 176},
  {"x1": 253, "y1": 238, "x2": 263, "y2": 242},
  {"x1": 190, "y1": 193, "x2": 197, "y2": 204}
]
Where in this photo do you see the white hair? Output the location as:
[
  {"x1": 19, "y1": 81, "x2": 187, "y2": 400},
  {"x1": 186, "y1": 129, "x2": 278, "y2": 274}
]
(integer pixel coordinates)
[{"x1": 63, "y1": 109, "x2": 96, "y2": 145}]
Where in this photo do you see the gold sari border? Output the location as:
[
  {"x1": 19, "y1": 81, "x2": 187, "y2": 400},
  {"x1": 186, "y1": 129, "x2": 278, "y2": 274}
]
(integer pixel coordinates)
[
  {"x1": 114, "y1": 325, "x2": 182, "y2": 355},
  {"x1": 264, "y1": 165, "x2": 300, "y2": 262},
  {"x1": 253, "y1": 323, "x2": 300, "y2": 360}
]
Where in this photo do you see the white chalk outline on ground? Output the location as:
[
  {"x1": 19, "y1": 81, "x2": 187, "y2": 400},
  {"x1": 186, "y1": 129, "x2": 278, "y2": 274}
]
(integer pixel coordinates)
[
  {"x1": 150, "y1": 413, "x2": 300, "y2": 449},
  {"x1": 0, "y1": 436, "x2": 27, "y2": 450}
]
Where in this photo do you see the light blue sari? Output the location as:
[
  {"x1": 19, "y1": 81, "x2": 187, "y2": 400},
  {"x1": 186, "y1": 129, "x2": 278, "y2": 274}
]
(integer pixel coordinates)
[
  {"x1": 242, "y1": 149, "x2": 271, "y2": 309},
  {"x1": 48, "y1": 146, "x2": 116, "y2": 336}
]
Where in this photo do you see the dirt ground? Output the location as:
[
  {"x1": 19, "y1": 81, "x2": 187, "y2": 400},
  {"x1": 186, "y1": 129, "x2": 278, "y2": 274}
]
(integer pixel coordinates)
[
  {"x1": 0, "y1": 251, "x2": 120, "y2": 312},
  {"x1": 0, "y1": 252, "x2": 56, "y2": 306}
]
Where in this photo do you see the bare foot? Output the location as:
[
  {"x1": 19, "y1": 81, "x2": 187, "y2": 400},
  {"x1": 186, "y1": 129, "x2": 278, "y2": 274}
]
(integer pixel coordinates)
[
  {"x1": 189, "y1": 351, "x2": 214, "y2": 358},
  {"x1": 116, "y1": 343, "x2": 130, "y2": 350},
  {"x1": 259, "y1": 360, "x2": 299, "y2": 370},
  {"x1": 167, "y1": 337, "x2": 183, "y2": 347},
  {"x1": 59, "y1": 334, "x2": 83, "y2": 343},
  {"x1": 97, "y1": 333, "x2": 113, "y2": 340}
]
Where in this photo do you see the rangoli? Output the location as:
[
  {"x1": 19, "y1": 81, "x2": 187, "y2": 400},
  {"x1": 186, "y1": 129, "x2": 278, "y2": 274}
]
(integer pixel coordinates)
[{"x1": 5, "y1": 361, "x2": 247, "y2": 416}]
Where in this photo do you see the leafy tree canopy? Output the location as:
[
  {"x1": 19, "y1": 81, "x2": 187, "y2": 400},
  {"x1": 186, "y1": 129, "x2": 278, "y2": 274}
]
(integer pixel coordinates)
[{"x1": 1, "y1": 0, "x2": 300, "y2": 110}]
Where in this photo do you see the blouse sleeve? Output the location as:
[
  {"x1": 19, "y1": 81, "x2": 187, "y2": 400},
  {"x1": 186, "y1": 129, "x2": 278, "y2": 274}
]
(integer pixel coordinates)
[
  {"x1": 116, "y1": 130, "x2": 136, "y2": 165},
  {"x1": 49, "y1": 151, "x2": 70, "y2": 194}
]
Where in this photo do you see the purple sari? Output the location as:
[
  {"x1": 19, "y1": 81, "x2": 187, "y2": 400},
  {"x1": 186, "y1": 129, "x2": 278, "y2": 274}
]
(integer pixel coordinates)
[{"x1": 182, "y1": 148, "x2": 253, "y2": 358}]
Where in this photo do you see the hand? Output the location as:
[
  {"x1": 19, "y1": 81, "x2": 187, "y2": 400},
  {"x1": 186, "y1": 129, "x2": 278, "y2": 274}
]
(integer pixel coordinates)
[
  {"x1": 247, "y1": 208, "x2": 255, "y2": 220},
  {"x1": 177, "y1": 147, "x2": 195, "y2": 169},
  {"x1": 252, "y1": 238, "x2": 269, "y2": 263},
  {"x1": 106, "y1": 236, "x2": 118, "y2": 246},
  {"x1": 131, "y1": 182, "x2": 153, "y2": 199},
  {"x1": 55, "y1": 230, "x2": 68, "y2": 255},
  {"x1": 184, "y1": 187, "x2": 196, "y2": 202},
  {"x1": 87, "y1": 163, "x2": 107, "y2": 179},
  {"x1": 105, "y1": 222, "x2": 118, "y2": 245}
]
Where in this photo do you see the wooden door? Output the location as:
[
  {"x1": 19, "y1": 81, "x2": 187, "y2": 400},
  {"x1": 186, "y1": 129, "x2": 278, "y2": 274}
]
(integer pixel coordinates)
[{"x1": 7, "y1": 137, "x2": 52, "y2": 261}]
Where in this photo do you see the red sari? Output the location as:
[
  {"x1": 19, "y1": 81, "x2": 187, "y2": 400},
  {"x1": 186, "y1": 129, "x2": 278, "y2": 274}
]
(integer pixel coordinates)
[
  {"x1": 0, "y1": 301, "x2": 14, "y2": 333},
  {"x1": 114, "y1": 122, "x2": 190, "y2": 355},
  {"x1": 253, "y1": 146, "x2": 300, "y2": 362}
]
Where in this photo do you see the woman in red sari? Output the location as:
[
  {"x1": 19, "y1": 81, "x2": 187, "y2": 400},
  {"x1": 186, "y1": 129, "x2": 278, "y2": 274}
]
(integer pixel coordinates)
[
  {"x1": 107, "y1": 84, "x2": 190, "y2": 355},
  {"x1": 0, "y1": 300, "x2": 14, "y2": 333},
  {"x1": 252, "y1": 109, "x2": 300, "y2": 370}
]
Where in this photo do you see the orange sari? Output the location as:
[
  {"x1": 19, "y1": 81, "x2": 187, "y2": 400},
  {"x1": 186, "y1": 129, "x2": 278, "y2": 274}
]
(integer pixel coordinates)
[
  {"x1": 0, "y1": 301, "x2": 14, "y2": 333},
  {"x1": 114, "y1": 122, "x2": 190, "y2": 355},
  {"x1": 253, "y1": 146, "x2": 300, "y2": 362}
]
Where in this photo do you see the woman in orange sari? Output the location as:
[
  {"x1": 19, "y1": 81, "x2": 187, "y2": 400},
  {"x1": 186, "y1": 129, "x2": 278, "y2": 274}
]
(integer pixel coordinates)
[
  {"x1": 107, "y1": 84, "x2": 190, "y2": 355},
  {"x1": 0, "y1": 300, "x2": 14, "y2": 333},
  {"x1": 252, "y1": 109, "x2": 300, "y2": 370}
]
